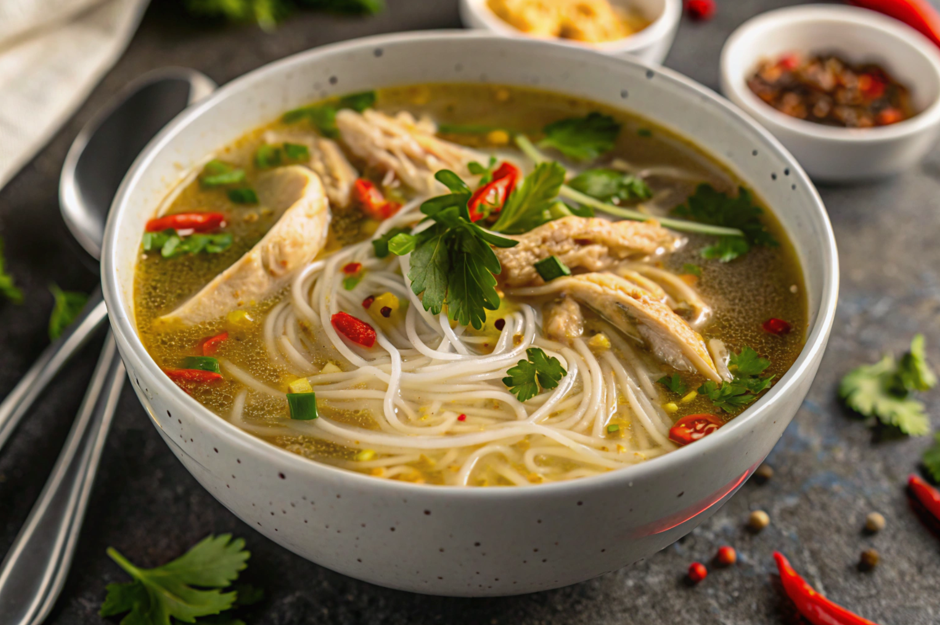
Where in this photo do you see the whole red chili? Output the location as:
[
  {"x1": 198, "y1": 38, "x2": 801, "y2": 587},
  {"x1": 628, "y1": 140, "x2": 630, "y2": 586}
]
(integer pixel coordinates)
[
  {"x1": 199, "y1": 331, "x2": 228, "y2": 356},
  {"x1": 146, "y1": 212, "x2": 225, "y2": 233},
  {"x1": 468, "y1": 162, "x2": 520, "y2": 222},
  {"x1": 343, "y1": 262, "x2": 362, "y2": 275},
  {"x1": 331, "y1": 311, "x2": 377, "y2": 348},
  {"x1": 353, "y1": 178, "x2": 401, "y2": 220},
  {"x1": 908, "y1": 474, "x2": 940, "y2": 524},
  {"x1": 715, "y1": 546, "x2": 737, "y2": 566},
  {"x1": 687, "y1": 562, "x2": 707, "y2": 583},
  {"x1": 773, "y1": 552, "x2": 879, "y2": 625},
  {"x1": 163, "y1": 368, "x2": 224, "y2": 384},
  {"x1": 847, "y1": 0, "x2": 940, "y2": 48},
  {"x1": 685, "y1": 0, "x2": 716, "y2": 21},
  {"x1": 762, "y1": 318, "x2": 792, "y2": 336},
  {"x1": 668, "y1": 414, "x2": 724, "y2": 446}
]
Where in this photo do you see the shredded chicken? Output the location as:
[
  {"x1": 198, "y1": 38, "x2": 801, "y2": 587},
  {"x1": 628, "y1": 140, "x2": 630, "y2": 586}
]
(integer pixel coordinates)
[
  {"x1": 494, "y1": 216, "x2": 680, "y2": 287},
  {"x1": 543, "y1": 296, "x2": 584, "y2": 342},
  {"x1": 262, "y1": 131, "x2": 358, "y2": 209},
  {"x1": 617, "y1": 262, "x2": 712, "y2": 328},
  {"x1": 335, "y1": 109, "x2": 481, "y2": 195},
  {"x1": 540, "y1": 273, "x2": 721, "y2": 381},
  {"x1": 159, "y1": 166, "x2": 331, "y2": 327}
]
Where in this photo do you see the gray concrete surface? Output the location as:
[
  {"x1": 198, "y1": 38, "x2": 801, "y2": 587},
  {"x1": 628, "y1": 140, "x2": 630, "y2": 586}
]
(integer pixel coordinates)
[{"x1": 1, "y1": 0, "x2": 938, "y2": 622}]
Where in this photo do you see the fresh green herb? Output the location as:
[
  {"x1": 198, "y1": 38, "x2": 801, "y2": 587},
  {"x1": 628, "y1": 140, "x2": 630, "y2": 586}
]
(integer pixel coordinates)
[
  {"x1": 200, "y1": 160, "x2": 247, "y2": 187},
  {"x1": 923, "y1": 433, "x2": 940, "y2": 482},
  {"x1": 388, "y1": 171, "x2": 518, "y2": 329},
  {"x1": 283, "y1": 142, "x2": 310, "y2": 160},
  {"x1": 439, "y1": 123, "x2": 504, "y2": 135},
  {"x1": 372, "y1": 227, "x2": 410, "y2": 258},
  {"x1": 567, "y1": 168, "x2": 652, "y2": 203},
  {"x1": 538, "y1": 112, "x2": 621, "y2": 161},
  {"x1": 254, "y1": 144, "x2": 282, "y2": 169},
  {"x1": 490, "y1": 161, "x2": 566, "y2": 234},
  {"x1": 287, "y1": 392, "x2": 319, "y2": 420},
  {"x1": 658, "y1": 373, "x2": 688, "y2": 395},
  {"x1": 337, "y1": 91, "x2": 377, "y2": 112},
  {"x1": 681, "y1": 263, "x2": 702, "y2": 277},
  {"x1": 503, "y1": 347, "x2": 568, "y2": 402},
  {"x1": 48, "y1": 284, "x2": 87, "y2": 340},
  {"x1": 283, "y1": 90, "x2": 376, "y2": 137},
  {"x1": 840, "y1": 335, "x2": 936, "y2": 436},
  {"x1": 143, "y1": 229, "x2": 233, "y2": 258},
  {"x1": 698, "y1": 347, "x2": 774, "y2": 413},
  {"x1": 100, "y1": 534, "x2": 250, "y2": 625},
  {"x1": 227, "y1": 188, "x2": 259, "y2": 204},
  {"x1": 183, "y1": 0, "x2": 384, "y2": 30},
  {"x1": 468, "y1": 156, "x2": 499, "y2": 185},
  {"x1": 0, "y1": 238, "x2": 22, "y2": 304},
  {"x1": 607, "y1": 424, "x2": 620, "y2": 433},
  {"x1": 534, "y1": 256, "x2": 571, "y2": 282},
  {"x1": 637, "y1": 128, "x2": 653, "y2": 138},
  {"x1": 182, "y1": 356, "x2": 222, "y2": 374},
  {"x1": 672, "y1": 184, "x2": 779, "y2": 262},
  {"x1": 343, "y1": 275, "x2": 362, "y2": 290}
]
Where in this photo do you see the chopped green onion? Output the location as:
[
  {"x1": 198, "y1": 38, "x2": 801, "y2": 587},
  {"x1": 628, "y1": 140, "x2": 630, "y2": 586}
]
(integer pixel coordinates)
[
  {"x1": 534, "y1": 256, "x2": 571, "y2": 282},
  {"x1": 287, "y1": 392, "x2": 318, "y2": 420},
  {"x1": 255, "y1": 144, "x2": 282, "y2": 169},
  {"x1": 227, "y1": 188, "x2": 259, "y2": 204},
  {"x1": 182, "y1": 356, "x2": 221, "y2": 374},
  {"x1": 343, "y1": 275, "x2": 363, "y2": 290},
  {"x1": 200, "y1": 160, "x2": 246, "y2": 187},
  {"x1": 372, "y1": 227, "x2": 410, "y2": 258},
  {"x1": 607, "y1": 424, "x2": 620, "y2": 433},
  {"x1": 284, "y1": 142, "x2": 310, "y2": 160}
]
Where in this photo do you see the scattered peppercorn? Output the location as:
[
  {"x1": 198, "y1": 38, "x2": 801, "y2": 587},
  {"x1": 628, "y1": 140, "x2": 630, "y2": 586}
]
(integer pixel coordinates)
[
  {"x1": 748, "y1": 510, "x2": 770, "y2": 532},
  {"x1": 864, "y1": 512, "x2": 886, "y2": 534},
  {"x1": 859, "y1": 548, "x2": 879, "y2": 571},
  {"x1": 380, "y1": 306, "x2": 392, "y2": 318},
  {"x1": 715, "y1": 546, "x2": 737, "y2": 567},
  {"x1": 688, "y1": 561, "x2": 708, "y2": 583},
  {"x1": 494, "y1": 318, "x2": 506, "y2": 331},
  {"x1": 685, "y1": 0, "x2": 715, "y2": 21},
  {"x1": 754, "y1": 463, "x2": 774, "y2": 484}
]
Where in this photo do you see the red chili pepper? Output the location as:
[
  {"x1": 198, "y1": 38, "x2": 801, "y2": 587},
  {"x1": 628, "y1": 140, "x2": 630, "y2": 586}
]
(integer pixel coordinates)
[
  {"x1": 687, "y1": 562, "x2": 707, "y2": 583},
  {"x1": 848, "y1": 0, "x2": 940, "y2": 49},
  {"x1": 362, "y1": 295, "x2": 375, "y2": 309},
  {"x1": 343, "y1": 262, "x2": 362, "y2": 275},
  {"x1": 762, "y1": 318, "x2": 792, "y2": 336},
  {"x1": 199, "y1": 331, "x2": 228, "y2": 356},
  {"x1": 668, "y1": 414, "x2": 724, "y2": 446},
  {"x1": 685, "y1": 0, "x2": 716, "y2": 21},
  {"x1": 457, "y1": 414, "x2": 467, "y2": 421},
  {"x1": 908, "y1": 474, "x2": 940, "y2": 523},
  {"x1": 331, "y1": 311, "x2": 376, "y2": 348},
  {"x1": 773, "y1": 552, "x2": 879, "y2": 625},
  {"x1": 353, "y1": 178, "x2": 401, "y2": 220},
  {"x1": 164, "y1": 368, "x2": 224, "y2": 384},
  {"x1": 467, "y1": 162, "x2": 520, "y2": 222},
  {"x1": 146, "y1": 212, "x2": 225, "y2": 233},
  {"x1": 777, "y1": 53, "x2": 801, "y2": 71},
  {"x1": 858, "y1": 74, "x2": 887, "y2": 100}
]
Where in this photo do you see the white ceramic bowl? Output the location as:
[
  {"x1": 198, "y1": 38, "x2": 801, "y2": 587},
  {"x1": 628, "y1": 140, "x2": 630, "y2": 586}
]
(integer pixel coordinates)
[
  {"x1": 102, "y1": 31, "x2": 838, "y2": 597},
  {"x1": 721, "y1": 4, "x2": 940, "y2": 183},
  {"x1": 459, "y1": 0, "x2": 681, "y2": 64}
]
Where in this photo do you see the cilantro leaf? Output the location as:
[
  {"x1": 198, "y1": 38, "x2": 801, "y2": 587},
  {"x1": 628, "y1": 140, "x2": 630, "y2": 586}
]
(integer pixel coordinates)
[
  {"x1": 698, "y1": 346, "x2": 774, "y2": 413},
  {"x1": 490, "y1": 162, "x2": 566, "y2": 234},
  {"x1": 0, "y1": 237, "x2": 22, "y2": 304},
  {"x1": 101, "y1": 534, "x2": 250, "y2": 625},
  {"x1": 282, "y1": 90, "x2": 376, "y2": 137},
  {"x1": 538, "y1": 112, "x2": 621, "y2": 161},
  {"x1": 183, "y1": 0, "x2": 383, "y2": 29},
  {"x1": 48, "y1": 284, "x2": 88, "y2": 341},
  {"x1": 672, "y1": 185, "x2": 778, "y2": 262},
  {"x1": 567, "y1": 168, "x2": 652, "y2": 203},
  {"x1": 658, "y1": 373, "x2": 688, "y2": 395},
  {"x1": 840, "y1": 355, "x2": 931, "y2": 436},
  {"x1": 896, "y1": 334, "x2": 937, "y2": 393},
  {"x1": 503, "y1": 347, "x2": 568, "y2": 401},
  {"x1": 923, "y1": 433, "x2": 940, "y2": 483},
  {"x1": 730, "y1": 346, "x2": 771, "y2": 377}
]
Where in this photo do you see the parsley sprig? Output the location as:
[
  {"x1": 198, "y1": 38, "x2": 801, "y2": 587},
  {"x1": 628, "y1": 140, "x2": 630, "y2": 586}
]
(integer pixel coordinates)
[
  {"x1": 183, "y1": 0, "x2": 384, "y2": 30},
  {"x1": 840, "y1": 334, "x2": 936, "y2": 436},
  {"x1": 698, "y1": 347, "x2": 774, "y2": 413},
  {"x1": 567, "y1": 168, "x2": 652, "y2": 204},
  {"x1": 658, "y1": 373, "x2": 688, "y2": 395},
  {"x1": 503, "y1": 347, "x2": 568, "y2": 401},
  {"x1": 490, "y1": 162, "x2": 566, "y2": 234},
  {"x1": 539, "y1": 112, "x2": 621, "y2": 161},
  {"x1": 101, "y1": 534, "x2": 251, "y2": 625}
]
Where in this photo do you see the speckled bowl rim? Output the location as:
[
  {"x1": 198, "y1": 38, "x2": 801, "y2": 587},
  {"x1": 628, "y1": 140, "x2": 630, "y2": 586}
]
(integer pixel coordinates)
[{"x1": 102, "y1": 30, "x2": 839, "y2": 499}]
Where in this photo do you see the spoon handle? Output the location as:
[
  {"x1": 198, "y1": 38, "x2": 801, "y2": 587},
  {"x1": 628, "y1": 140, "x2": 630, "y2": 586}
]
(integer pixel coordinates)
[
  {"x1": 0, "y1": 289, "x2": 107, "y2": 454},
  {"x1": 0, "y1": 333, "x2": 124, "y2": 625}
]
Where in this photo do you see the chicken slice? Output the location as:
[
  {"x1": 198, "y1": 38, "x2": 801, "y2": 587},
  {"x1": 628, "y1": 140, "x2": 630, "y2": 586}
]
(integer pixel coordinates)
[
  {"x1": 159, "y1": 166, "x2": 331, "y2": 327},
  {"x1": 494, "y1": 216, "x2": 679, "y2": 287},
  {"x1": 543, "y1": 296, "x2": 584, "y2": 342},
  {"x1": 262, "y1": 131, "x2": 358, "y2": 209},
  {"x1": 335, "y1": 109, "x2": 481, "y2": 195},
  {"x1": 542, "y1": 273, "x2": 720, "y2": 381}
]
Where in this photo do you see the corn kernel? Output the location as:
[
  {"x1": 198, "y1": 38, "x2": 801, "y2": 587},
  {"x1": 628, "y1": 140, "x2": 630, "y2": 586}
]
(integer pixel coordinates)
[
  {"x1": 589, "y1": 333, "x2": 611, "y2": 350},
  {"x1": 369, "y1": 467, "x2": 385, "y2": 477},
  {"x1": 616, "y1": 444, "x2": 626, "y2": 453},
  {"x1": 527, "y1": 473, "x2": 544, "y2": 484},
  {"x1": 288, "y1": 377, "x2": 313, "y2": 394},
  {"x1": 494, "y1": 88, "x2": 510, "y2": 102},
  {"x1": 320, "y1": 362, "x2": 342, "y2": 375},
  {"x1": 356, "y1": 449, "x2": 376, "y2": 462},
  {"x1": 680, "y1": 274, "x2": 699, "y2": 286},
  {"x1": 226, "y1": 309, "x2": 254, "y2": 329},
  {"x1": 680, "y1": 390, "x2": 698, "y2": 404},
  {"x1": 664, "y1": 402, "x2": 679, "y2": 413},
  {"x1": 487, "y1": 129, "x2": 510, "y2": 145}
]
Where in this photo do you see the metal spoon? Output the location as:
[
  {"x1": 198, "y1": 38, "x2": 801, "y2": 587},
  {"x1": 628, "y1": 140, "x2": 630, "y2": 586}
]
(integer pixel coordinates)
[{"x1": 0, "y1": 67, "x2": 215, "y2": 625}]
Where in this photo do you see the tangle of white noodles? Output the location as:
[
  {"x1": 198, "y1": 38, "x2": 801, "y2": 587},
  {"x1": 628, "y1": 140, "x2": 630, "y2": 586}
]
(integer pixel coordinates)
[{"x1": 223, "y1": 196, "x2": 696, "y2": 486}]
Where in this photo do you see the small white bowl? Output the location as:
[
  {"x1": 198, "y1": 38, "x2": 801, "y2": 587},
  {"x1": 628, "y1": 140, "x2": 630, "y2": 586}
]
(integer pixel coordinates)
[
  {"x1": 459, "y1": 0, "x2": 681, "y2": 65},
  {"x1": 721, "y1": 4, "x2": 940, "y2": 182}
]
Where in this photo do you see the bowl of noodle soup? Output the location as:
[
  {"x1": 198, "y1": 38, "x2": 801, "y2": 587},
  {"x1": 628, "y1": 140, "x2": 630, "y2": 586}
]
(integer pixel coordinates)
[{"x1": 102, "y1": 31, "x2": 838, "y2": 596}]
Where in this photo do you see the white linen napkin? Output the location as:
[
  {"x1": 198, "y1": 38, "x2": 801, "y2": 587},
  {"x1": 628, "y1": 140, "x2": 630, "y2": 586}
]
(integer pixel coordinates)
[{"x1": 0, "y1": 0, "x2": 150, "y2": 190}]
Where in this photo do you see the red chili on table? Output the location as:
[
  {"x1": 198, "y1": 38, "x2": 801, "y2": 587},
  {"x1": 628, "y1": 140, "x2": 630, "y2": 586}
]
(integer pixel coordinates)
[
  {"x1": 715, "y1": 546, "x2": 737, "y2": 566},
  {"x1": 848, "y1": 0, "x2": 940, "y2": 49},
  {"x1": 687, "y1": 562, "x2": 707, "y2": 583},
  {"x1": 685, "y1": 0, "x2": 716, "y2": 21},
  {"x1": 908, "y1": 474, "x2": 940, "y2": 524},
  {"x1": 762, "y1": 317, "x2": 792, "y2": 336},
  {"x1": 163, "y1": 368, "x2": 224, "y2": 384},
  {"x1": 353, "y1": 178, "x2": 401, "y2": 220},
  {"x1": 668, "y1": 414, "x2": 724, "y2": 446},
  {"x1": 468, "y1": 162, "x2": 520, "y2": 222},
  {"x1": 199, "y1": 331, "x2": 228, "y2": 356},
  {"x1": 146, "y1": 212, "x2": 225, "y2": 233},
  {"x1": 773, "y1": 552, "x2": 879, "y2": 625},
  {"x1": 331, "y1": 311, "x2": 377, "y2": 348}
]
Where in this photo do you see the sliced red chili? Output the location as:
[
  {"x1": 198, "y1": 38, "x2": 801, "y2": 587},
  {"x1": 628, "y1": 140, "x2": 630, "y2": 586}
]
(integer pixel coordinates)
[
  {"x1": 762, "y1": 318, "x2": 792, "y2": 336},
  {"x1": 353, "y1": 178, "x2": 401, "y2": 220},
  {"x1": 343, "y1": 262, "x2": 362, "y2": 275},
  {"x1": 163, "y1": 368, "x2": 224, "y2": 384},
  {"x1": 146, "y1": 212, "x2": 225, "y2": 233},
  {"x1": 668, "y1": 413, "x2": 724, "y2": 446},
  {"x1": 773, "y1": 552, "x2": 879, "y2": 625},
  {"x1": 362, "y1": 295, "x2": 375, "y2": 309},
  {"x1": 876, "y1": 107, "x2": 904, "y2": 126},
  {"x1": 331, "y1": 311, "x2": 376, "y2": 348},
  {"x1": 199, "y1": 331, "x2": 228, "y2": 356},
  {"x1": 908, "y1": 474, "x2": 940, "y2": 526},
  {"x1": 776, "y1": 53, "x2": 800, "y2": 71},
  {"x1": 468, "y1": 161, "x2": 520, "y2": 222}
]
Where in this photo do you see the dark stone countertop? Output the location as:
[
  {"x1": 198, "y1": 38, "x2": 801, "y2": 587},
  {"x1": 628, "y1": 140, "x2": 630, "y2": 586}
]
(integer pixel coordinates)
[{"x1": 1, "y1": 0, "x2": 939, "y2": 623}]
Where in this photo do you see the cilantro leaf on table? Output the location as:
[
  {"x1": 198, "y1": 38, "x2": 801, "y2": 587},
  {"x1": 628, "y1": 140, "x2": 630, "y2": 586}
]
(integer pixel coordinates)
[
  {"x1": 840, "y1": 352, "x2": 932, "y2": 437},
  {"x1": 698, "y1": 346, "x2": 775, "y2": 413},
  {"x1": 283, "y1": 90, "x2": 376, "y2": 137},
  {"x1": 538, "y1": 112, "x2": 621, "y2": 161},
  {"x1": 923, "y1": 433, "x2": 940, "y2": 483},
  {"x1": 48, "y1": 284, "x2": 88, "y2": 341},
  {"x1": 567, "y1": 168, "x2": 652, "y2": 203},
  {"x1": 503, "y1": 347, "x2": 568, "y2": 402},
  {"x1": 671, "y1": 184, "x2": 778, "y2": 262},
  {"x1": 183, "y1": 0, "x2": 383, "y2": 29},
  {"x1": 896, "y1": 333, "x2": 937, "y2": 393},
  {"x1": 100, "y1": 534, "x2": 250, "y2": 625},
  {"x1": 658, "y1": 373, "x2": 688, "y2": 395},
  {"x1": 490, "y1": 162, "x2": 566, "y2": 234},
  {"x1": 0, "y1": 237, "x2": 22, "y2": 304}
]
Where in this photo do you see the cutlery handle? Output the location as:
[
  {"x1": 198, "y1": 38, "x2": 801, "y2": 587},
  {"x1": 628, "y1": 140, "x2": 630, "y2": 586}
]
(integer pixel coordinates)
[
  {"x1": 0, "y1": 333, "x2": 125, "y2": 625},
  {"x1": 0, "y1": 290, "x2": 108, "y2": 454}
]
